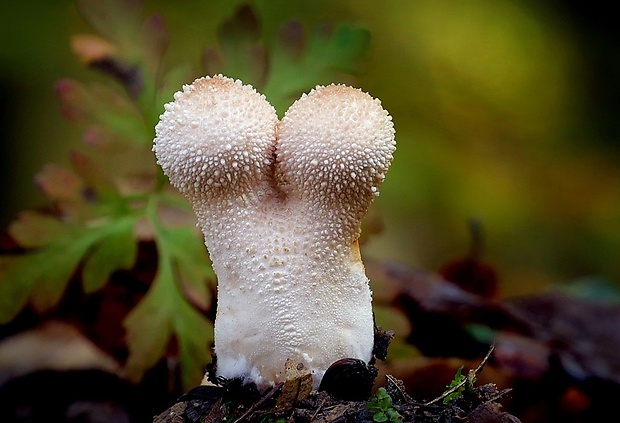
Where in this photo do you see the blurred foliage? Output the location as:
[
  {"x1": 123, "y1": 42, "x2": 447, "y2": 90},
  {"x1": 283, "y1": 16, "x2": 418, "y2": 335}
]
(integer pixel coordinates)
[
  {"x1": 352, "y1": 0, "x2": 620, "y2": 294},
  {"x1": 1, "y1": 0, "x2": 619, "y2": 400},
  {"x1": 2, "y1": 0, "x2": 619, "y2": 299},
  {"x1": 0, "y1": 0, "x2": 371, "y2": 389}
]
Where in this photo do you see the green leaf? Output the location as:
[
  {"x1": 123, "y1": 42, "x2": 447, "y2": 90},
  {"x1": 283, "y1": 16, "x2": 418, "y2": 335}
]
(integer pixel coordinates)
[
  {"x1": 387, "y1": 409, "x2": 402, "y2": 423},
  {"x1": 0, "y1": 214, "x2": 140, "y2": 323},
  {"x1": 443, "y1": 365, "x2": 467, "y2": 404},
  {"x1": 163, "y1": 225, "x2": 214, "y2": 312},
  {"x1": 373, "y1": 412, "x2": 388, "y2": 422},
  {"x1": 305, "y1": 24, "x2": 371, "y2": 73},
  {"x1": 379, "y1": 395, "x2": 392, "y2": 410},
  {"x1": 82, "y1": 216, "x2": 138, "y2": 293},
  {"x1": 263, "y1": 23, "x2": 370, "y2": 115},
  {"x1": 212, "y1": 4, "x2": 267, "y2": 89},
  {"x1": 56, "y1": 79, "x2": 148, "y2": 146},
  {"x1": 124, "y1": 207, "x2": 213, "y2": 388},
  {"x1": 70, "y1": 151, "x2": 124, "y2": 213},
  {"x1": 124, "y1": 248, "x2": 212, "y2": 389},
  {"x1": 28, "y1": 234, "x2": 97, "y2": 312},
  {"x1": 124, "y1": 270, "x2": 174, "y2": 383},
  {"x1": 0, "y1": 224, "x2": 98, "y2": 320},
  {"x1": 204, "y1": 6, "x2": 370, "y2": 116},
  {"x1": 0, "y1": 255, "x2": 42, "y2": 323},
  {"x1": 173, "y1": 284, "x2": 213, "y2": 387},
  {"x1": 76, "y1": 0, "x2": 142, "y2": 55}
]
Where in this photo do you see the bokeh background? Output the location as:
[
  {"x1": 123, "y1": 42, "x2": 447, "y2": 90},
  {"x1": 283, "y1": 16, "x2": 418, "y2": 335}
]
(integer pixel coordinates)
[
  {"x1": 1, "y1": 2, "x2": 620, "y2": 421},
  {"x1": 2, "y1": 0, "x2": 618, "y2": 298}
]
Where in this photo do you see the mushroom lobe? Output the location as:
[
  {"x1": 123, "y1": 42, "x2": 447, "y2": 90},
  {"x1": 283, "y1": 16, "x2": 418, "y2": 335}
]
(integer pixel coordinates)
[{"x1": 153, "y1": 75, "x2": 395, "y2": 390}]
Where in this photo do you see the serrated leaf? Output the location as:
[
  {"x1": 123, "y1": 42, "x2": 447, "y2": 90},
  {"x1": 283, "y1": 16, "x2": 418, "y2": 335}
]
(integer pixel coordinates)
[
  {"x1": 29, "y1": 234, "x2": 96, "y2": 312},
  {"x1": 124, "y1": 271, "x2": 174, "y2": 382},
  {"x1": 125, "y1": 213, "x2": 213, "y2": 388},
  {"x1": 82, "y1": 216, "x2": 137, "y2": 293},
  {"x1": 8, "y1": 211, "x2": 71, "y2": 248},
  {"x1": 263, "y1": 23, "x2": 370, "y2": 114},
  {"x1": 70, "y1": 151, "x2": 123, "y2": 211},
  {"x1": 163, "y1": 225, "x2": 213, "y2": 312},
  {"x1": 56, "y1": 79, "x2": 148, "y2": 146},
  {"x1": 0, "y1": 216, "x2": 139, "y2": 322},
  {"x1": 202, "y1": 7, "x2": 370, "y2": 115},
  {"x1": 173, "y1": 289, "x2": 214, "y2": 388},
  {"x1": 76, "y1": 0, "x2": 142, "y2": 54},
  {"x1": 35, "y1": 164, "x2": 91, "y2": 219},
  {"x1": 0, "y1": 255, "x2": 42, "y2": 323},
  {"x1": 213, "y1": 4, "x2": 267, "y2": 88},
  {"x1": 0, "y1": 225, "x2": 98, "y2": 318},
  {"x1": 305, "y1": 24, "x2": 370, "y2": 73},
  {"x1": 74, "y1": 0, "x2": 169, "y2": 109},
  {"x1": 124, "y1": 242, "x2": 212, "y2": 388}
]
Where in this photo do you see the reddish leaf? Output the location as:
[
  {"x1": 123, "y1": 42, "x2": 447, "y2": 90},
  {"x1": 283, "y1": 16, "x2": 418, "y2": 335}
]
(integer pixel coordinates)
[
  {"x1": 34, "y1": 164, "x2": 90, "y2": 219},
  {"x1": 71, "y1": 34, "x2": 116, "y2": 65},
  {"x1": 70, "y1": 151, "x2": 122, "y2": 208},
  {"x1": 439, "y1": 257, "x2": 498, "y2": 299},
  {"x1": 55, "y1": 79, "x2": 90, "y2": 122},
  {"x1": 8, "y1": 211, "x2": 70, "y2": 248}
]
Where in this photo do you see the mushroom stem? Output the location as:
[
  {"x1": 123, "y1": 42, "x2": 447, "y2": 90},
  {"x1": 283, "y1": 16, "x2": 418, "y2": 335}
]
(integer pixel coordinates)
[{"x1": 154, "y1": 75, "x2": 395, "y2": 389}]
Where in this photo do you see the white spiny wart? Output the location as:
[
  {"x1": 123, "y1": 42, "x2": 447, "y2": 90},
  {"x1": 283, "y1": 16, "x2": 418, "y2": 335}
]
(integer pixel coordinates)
[{"x1": 153, "y1": 75, "x2": 396, "y2": 390}]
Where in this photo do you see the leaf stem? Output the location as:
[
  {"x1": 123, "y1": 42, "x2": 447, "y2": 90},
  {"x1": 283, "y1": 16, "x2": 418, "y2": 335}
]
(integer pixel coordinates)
[{"x1": 422, "y1": 343, "x2": 495, "y2": 406}]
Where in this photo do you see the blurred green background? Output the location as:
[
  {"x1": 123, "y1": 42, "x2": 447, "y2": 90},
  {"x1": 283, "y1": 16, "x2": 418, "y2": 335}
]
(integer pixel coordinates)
[{"x1": 1, "y1": 0, "x2": 619, "y2": 298}]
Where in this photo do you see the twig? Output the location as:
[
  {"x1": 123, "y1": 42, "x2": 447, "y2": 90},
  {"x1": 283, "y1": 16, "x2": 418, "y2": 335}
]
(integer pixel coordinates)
[
  {"x1": 310, "y1": 398, "x2": 327, "y2": 421},
  {"x1": 386, "y1": 374, "x2": 409, "y2": 403},
  {"x1": 485, "y1": 388, "x2": 512, "y2": 404},
  {"x1": 422, "y1": 343, "x2": 495, "y2": 407},
  {"x1": 233, "y1": 382, "x2": 284, "y2": 423}
]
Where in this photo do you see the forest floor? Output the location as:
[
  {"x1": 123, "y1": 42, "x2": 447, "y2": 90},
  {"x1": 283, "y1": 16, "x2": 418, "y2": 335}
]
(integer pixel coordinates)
[{"x1": 154, "y1": 345, "x2": 520, "y2": 423}]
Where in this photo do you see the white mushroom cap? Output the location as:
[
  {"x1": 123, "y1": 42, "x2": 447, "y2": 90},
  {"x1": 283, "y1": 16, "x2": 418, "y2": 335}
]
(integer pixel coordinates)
[
  {"x1": 277, "y1": 84, "x2": 395, "y2": 244},
  {"x1": 154, "y1": 75, "x2": 395, "y2": 389},
  {"x1": 154, "y1": 76, "x2": 278, "y2": 201}
]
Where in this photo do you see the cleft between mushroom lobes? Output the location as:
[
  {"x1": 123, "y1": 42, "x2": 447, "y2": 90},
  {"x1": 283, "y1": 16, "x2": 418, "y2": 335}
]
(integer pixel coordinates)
[{"x1": 153, "y1": 74, "x2": 395, "y2": 390}]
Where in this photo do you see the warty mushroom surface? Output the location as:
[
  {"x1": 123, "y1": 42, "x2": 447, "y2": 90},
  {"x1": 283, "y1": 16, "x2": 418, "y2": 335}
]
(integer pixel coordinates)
[{"x1": 153, "y1": 75, "x2": 395, "y2": 389}]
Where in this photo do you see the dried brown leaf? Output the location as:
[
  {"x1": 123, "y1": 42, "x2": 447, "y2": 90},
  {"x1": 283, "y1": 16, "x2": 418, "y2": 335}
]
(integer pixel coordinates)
[{"x1": 276, "y1": 359, "x2": 313, "y2": 410}]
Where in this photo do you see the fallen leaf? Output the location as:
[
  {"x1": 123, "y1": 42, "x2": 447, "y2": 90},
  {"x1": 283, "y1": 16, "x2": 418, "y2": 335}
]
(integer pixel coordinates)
[{"x1": 276, "y1": 359, "x2": 313, "y2": 410}]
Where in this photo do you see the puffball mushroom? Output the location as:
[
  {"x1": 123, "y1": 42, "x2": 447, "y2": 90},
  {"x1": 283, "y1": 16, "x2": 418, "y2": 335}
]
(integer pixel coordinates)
[{"x1": 153, "y1": 75, "x2": 395, "y2": 389}]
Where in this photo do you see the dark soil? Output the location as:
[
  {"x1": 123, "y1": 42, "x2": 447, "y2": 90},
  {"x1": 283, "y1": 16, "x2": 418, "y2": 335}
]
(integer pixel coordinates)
[
  {"x1": 153, "y1": 374, "x2": 518, "y2": 423},
  {"x1": 154, "y1": 330, "x2": 519, "y2": 423}
]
